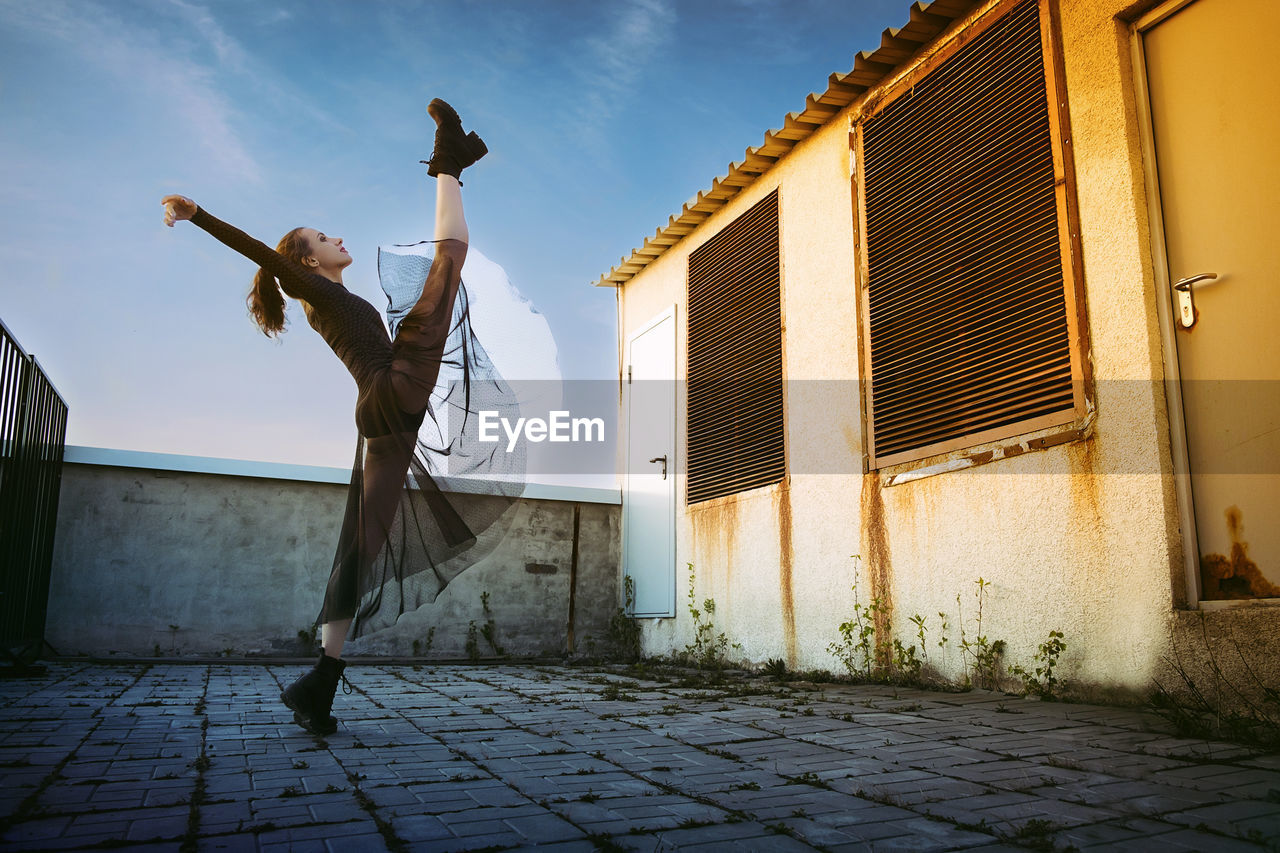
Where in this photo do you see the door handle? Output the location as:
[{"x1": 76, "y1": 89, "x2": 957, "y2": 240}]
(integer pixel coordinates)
[
  {"x1": 1173, "y1": 272, "x2": 1218, "y2": 330},
  {"x1": 648, "y1": 455, "x2": 668, "y2": 480}
]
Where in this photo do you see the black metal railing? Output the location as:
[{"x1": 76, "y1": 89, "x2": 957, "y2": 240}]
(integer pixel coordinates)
[{"x1": 0, "y1": 317, "x2": 68, "y2": 669}]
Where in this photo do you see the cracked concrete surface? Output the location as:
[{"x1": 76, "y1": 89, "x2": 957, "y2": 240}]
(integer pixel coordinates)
[{"x1": 2, "y1": 663, "x2": 1278, "y2": 851}]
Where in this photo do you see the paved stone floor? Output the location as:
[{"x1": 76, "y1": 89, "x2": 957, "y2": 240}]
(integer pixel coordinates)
[{"x1": 1, "y1": 663, "x2": 1278, "y2": 852}]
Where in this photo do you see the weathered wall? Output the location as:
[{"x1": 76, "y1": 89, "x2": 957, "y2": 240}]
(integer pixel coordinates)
[
  {"x1": 46, "y1": 458, "x2": 620, "y2": 658},
  {"x1": 617, "y1": 0, "x2": 1280, "y2": 702}
]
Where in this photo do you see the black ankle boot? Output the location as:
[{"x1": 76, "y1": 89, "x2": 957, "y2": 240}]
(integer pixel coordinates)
[
  {"x1": 280, "y1": 651, "x2": 345, "y2": 736},
  {"x1": 420, "y1": 98, "x2": 487, "y2": 181}
]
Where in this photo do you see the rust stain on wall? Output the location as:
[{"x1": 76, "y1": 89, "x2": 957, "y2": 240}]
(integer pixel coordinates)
[
  {"x1": 859, "y1": 471, "x2": 894, "y2": 664},
  {"x1": 690, "y1": 498, "x2": 738, "y2": 589},
  {"x1": 1066, "y1": 439, "x2": 1104, "y2": 543},
  {"x1": 842, "y1": 425, "x2": 860, "y2": 459},
  {"x1": 1200, "y1": 506, "x2": 1280, "y2": 599},
  {"x1": 776, "y1": 486, "x2": 798, "y2": 669}
]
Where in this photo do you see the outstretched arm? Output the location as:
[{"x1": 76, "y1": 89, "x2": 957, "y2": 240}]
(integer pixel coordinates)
[{"x1": 160, "y1": 194, "x2": 325, "y2": 302}]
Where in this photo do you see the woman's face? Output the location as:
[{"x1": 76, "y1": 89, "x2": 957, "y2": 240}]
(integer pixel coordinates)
[{"x1": 300, "y1": 228, "x2": 352, "y2": 275}]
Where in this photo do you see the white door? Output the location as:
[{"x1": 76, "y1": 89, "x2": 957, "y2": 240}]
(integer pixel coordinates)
[
  {"x1": 623, "y1": 308, "x2": 677, "y2": 617},
  {"x1": 1140, "y1": 0, "x2": 1280, "y2": 601}
]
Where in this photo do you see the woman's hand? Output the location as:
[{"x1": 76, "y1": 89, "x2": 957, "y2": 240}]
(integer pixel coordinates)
[{"x1": 161, "y1": 194, "x2": 197, "y2": 227}]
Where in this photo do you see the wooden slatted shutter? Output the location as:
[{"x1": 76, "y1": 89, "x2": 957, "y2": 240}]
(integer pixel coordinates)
[
  {"x1": 686, "y1": 190, "x2": 784, "y2": 504},
  {"x1": 857, "y1": 0, "x2": 1087, "y2": 468}
]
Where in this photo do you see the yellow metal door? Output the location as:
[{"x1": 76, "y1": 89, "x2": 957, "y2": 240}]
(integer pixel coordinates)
[{"x1": 1144, "y1": 0, "x2": 1280, "y2": 600}]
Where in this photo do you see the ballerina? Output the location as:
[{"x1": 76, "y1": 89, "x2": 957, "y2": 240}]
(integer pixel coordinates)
[{"x1": 162, "y1": 99, "x2": 495, "y2": 735}]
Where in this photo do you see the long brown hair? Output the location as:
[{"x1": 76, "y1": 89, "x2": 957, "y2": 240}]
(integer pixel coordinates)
[{"x1": 248, "y1": 227, "x2": 311, "y2": 337}]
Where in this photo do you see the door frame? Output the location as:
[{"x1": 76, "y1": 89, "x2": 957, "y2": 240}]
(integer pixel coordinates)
[
  {"x1": 622, "y1": 304, "x2": 678, "y2": 617},
  {"x1": 1131, "y1": 0, "x2": 1209, "y2": 607}
]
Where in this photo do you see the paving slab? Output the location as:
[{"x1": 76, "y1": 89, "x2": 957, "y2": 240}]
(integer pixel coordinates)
[{"x1": 1, "y1": 662, "x2": 1277, "y2": 851}]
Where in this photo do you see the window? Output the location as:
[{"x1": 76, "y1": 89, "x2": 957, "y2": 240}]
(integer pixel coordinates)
[
  {"x1": 856, "y1": 0, "x2": 1089, "y2": 468},
  {"x1": 686, "y1": 190, "x2": 785, "y2": 503}
]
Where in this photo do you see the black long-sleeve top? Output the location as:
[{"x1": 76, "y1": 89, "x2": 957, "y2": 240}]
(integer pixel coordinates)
[{"x1": 191, "y1": 207, "x2": 393, "y2": 389}]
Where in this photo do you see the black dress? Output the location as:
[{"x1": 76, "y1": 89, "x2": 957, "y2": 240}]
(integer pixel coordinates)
[{"x1": 191, "y1": 208, "x2": 524, "y2": 638}]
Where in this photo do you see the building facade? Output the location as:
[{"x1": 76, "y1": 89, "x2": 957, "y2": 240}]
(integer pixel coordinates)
[{"x1": 603, "y1": 0, "x2": 1279, "y2": 705}]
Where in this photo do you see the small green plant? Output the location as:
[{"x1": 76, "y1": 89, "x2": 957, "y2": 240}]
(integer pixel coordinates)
[
  {"x1": 599, "y1": 683, "x2": 638, "y2": 702},
  {"x1": 296, "y1": 625, "x2": 319, "y2": 656},
  {"x1": 412, "y1": 627, "x2": 436, "y2": 658},
  {"x1": 827, "y1": 557, "x2": 933, "y2": 685},
  {"x1": 682, "y1": 563, "x2": 737, "y2": 670},
  {"x1": 763, "y1": 657, "x2": 789, "y2": 681},
  {"x1": 827, "y1": 556, "x2": 883, "y2": 679},
  {"x1": 479, "y1": 591, "x2": 504, "y2": 656},
  {"x1": 465, "y1": 620, "x2": 480, "y2": 663},
  {"x1": 1008, "y1": 818, "x2": 1060, "y2": 851},
  {"x1": 891, "y1": 637, "x2": 923, "y2": 683},
  {"x1": 584, "y1": 833, "x2": 623, "y2": 852},
  {"x1": 787, "y1": 772, "x2": 829, "y2": 789},
  {"x1": 888, "y1": 613, "x2": 929, "y2": 685},
  {"x1": 957, "y1": 578, "x2": 1006, "y2": 690},
  {"x1": 910, "y1": 613, "x2": 929, "y2": 652},
  {"x1": 1009, "y1": 630, "x2": 1066, "y2": 699},
  {"x1": 607, "y1": 575, "x2": 642, "y2": 663}
]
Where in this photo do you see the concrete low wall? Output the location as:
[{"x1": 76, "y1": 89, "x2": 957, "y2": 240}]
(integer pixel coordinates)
[{"x1": 46, "y1": 448, "x2": 621, "y2": 659}]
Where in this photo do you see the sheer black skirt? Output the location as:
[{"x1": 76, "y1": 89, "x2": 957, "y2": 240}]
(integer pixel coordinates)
[{"x1": 317, "y1": 240, "x2": 524, "y2": 638}]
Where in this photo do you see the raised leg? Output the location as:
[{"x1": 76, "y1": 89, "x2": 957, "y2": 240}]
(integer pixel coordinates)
[
  {"x1": 387, "y1": 173, "x2": 470, "y2": 416},
  {"x1": 435, "y1": 173, "x2": 467, "y2": 244}
]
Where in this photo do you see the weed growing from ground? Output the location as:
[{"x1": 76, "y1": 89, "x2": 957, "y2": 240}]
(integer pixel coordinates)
[
  {"x1": 958, "y1": 577, "x2": 1005, "y2": 690},
  {"x1": 827, "y1": 556, "x2": 881, "y2": 679},
  {"x1": 891, "y1": 636, "x2": 924, "y2": 684},
  {"x1": 296, "y1": 625, "x2": 319, "y2": 656},
  {"x1": 1009, "y1": 630, "x2": 1066, "y2": 699},
  {"x1": 827, "y1": 556, "x2": 930, "y2": 686},
  {"x1": 1006, "y1": 817, "x2": 1062, "y2": 851},
  {"x1": 479, "y1": 591, "x2": 504, "y2": 656},
  {"x1": 1150, "y1": 613, "x2": 1280, "y2": 749},
  {"x1": 787, "y1": 772, "x2": 830, "y2": 789},
  {"x1": 681, "y1": 563, "x2": 739, "y2": 670},
  {"x1": 599, "y1": 684, "x2": 638, "y2": 702},
  {"x1": 412, "y1": 627, "x2": 436, "y2": 658},
  {"x1": 465, "y1": 621, "x2": 480, "y2": 663},
  {"x1": 607, "y1": 575, "x2": 642, "y2": 663}
]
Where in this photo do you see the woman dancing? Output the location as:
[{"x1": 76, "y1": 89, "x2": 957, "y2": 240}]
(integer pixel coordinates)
[{"x1": 163, "y1": 99, "x2": 495, "y2": 735}]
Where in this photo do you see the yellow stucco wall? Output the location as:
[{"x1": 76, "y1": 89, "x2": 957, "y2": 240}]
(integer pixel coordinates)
[{"x1": 616, "y1": 0, "x2": 1279, "y2": 700}]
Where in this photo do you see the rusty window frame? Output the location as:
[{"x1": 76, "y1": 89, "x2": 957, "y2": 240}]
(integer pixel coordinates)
[{"x1": 853, "y1": 0, "x2": 1091, "y2": 470}]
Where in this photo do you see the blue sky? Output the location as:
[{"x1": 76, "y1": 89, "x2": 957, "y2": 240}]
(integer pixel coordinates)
[{"x1": 1, "y1": 0, "x2": 906, "y2": 468}]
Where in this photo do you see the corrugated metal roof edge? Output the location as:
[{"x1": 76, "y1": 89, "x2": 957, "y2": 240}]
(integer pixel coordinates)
[{"x1": 591, "y1": 0, "x2": 981, "y2": 288}]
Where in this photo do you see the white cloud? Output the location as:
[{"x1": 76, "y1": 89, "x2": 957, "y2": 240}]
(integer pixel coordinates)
[
  {"x1": 1, "y1": 0, "x2": 263, "y2": 182},
  {"x1": 161, "y1": 0, "x2": 250, "y2": 67},
  {"x1": 570, "y1": 0, "x2": 677, "y2": 157},
  {"x1": 152, "y1": 0, "x2": 346, "y2": 135}
]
